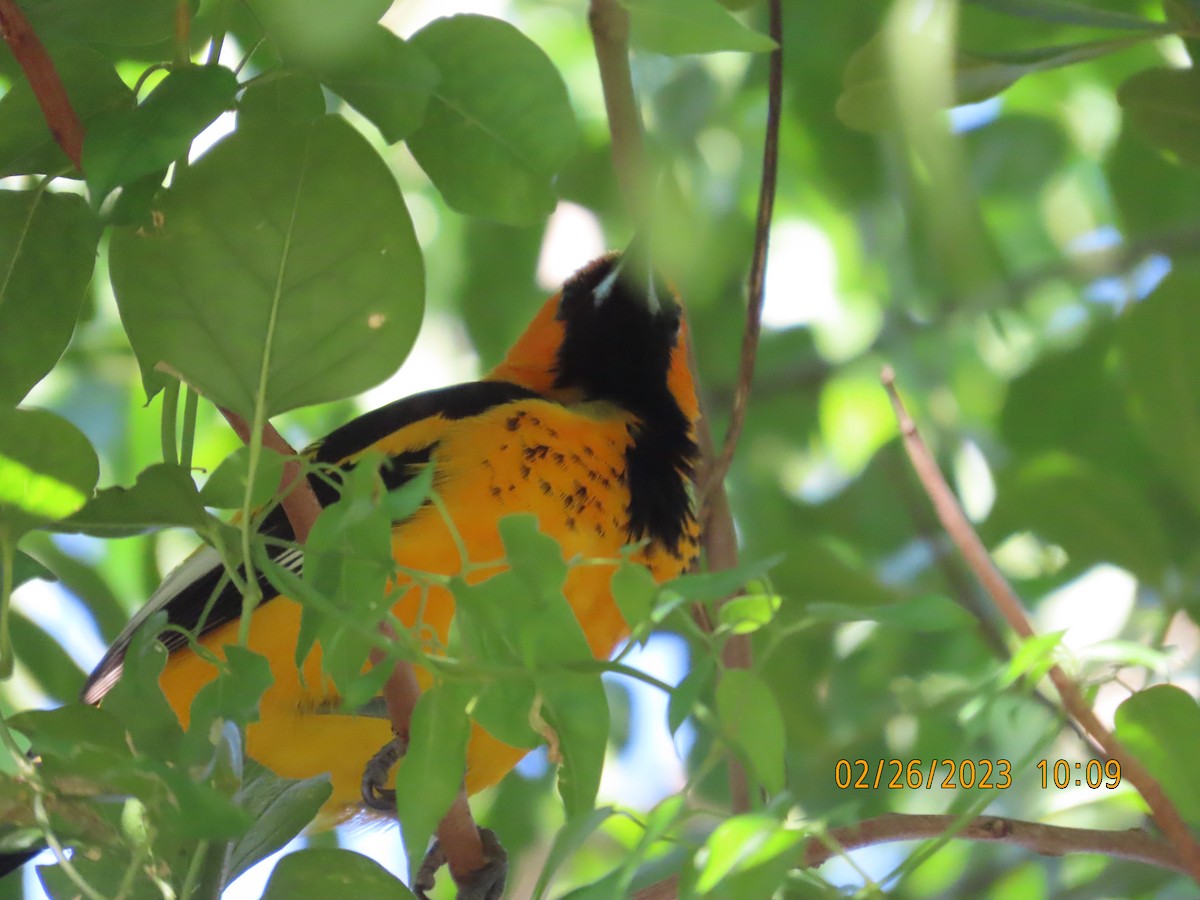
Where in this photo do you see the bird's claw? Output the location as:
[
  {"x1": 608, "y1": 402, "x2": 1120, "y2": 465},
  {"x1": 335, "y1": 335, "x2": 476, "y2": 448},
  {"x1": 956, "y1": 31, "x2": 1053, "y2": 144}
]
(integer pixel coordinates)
[
  {"x1": 361, "y1": 734, "x2": 407, "y2": 811},
  {"x1": 415, "y1": 827, "x2": 507, "y2": 900}
]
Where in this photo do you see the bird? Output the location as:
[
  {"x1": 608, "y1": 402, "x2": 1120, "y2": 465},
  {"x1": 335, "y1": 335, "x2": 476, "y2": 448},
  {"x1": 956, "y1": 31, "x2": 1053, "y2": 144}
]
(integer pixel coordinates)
[{"x1": 1, "y1": 251, "x2": 701, "y2": 886}]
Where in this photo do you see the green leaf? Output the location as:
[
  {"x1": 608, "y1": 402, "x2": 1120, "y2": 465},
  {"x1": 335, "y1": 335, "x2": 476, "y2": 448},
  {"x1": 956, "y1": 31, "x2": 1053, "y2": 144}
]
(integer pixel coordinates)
[
  {"x1": 715, "y1": 670, "x2": 785, "y2": 794},
  {"x1": 807, "y1": 594, "x2": 976, "y2": 632},
  {"x1": 718, "y1": 592, "x2": 782, "y2": 635},
  {"x1": 238, "y1": 71, "x2": 327, "y2": 124},
  {"x1": 658, "y1": 555, "x2": 782, "y2": 605},
  {"x1": 0, "y1": 48, "x2": 134, "y2": 176},
  {"x1": 0, "y1": 408, "x2": 98, "y2": 538},
  {"x1": 610, "y1": 554, "x2": 659, "y2": 639},
  {"x1": 1115, "y1": 685, "x2": 1200, "y2": 823},
  {"x1": 964, "y1": 0, "x2": 1173, "y2": 32},
  {"x1": 21, "y1": 0, "x2": 179, "y2": 46},
  {"x1": 1118, "y1": 266, "x2": 1200, "y2": 514},
  {"x1": 0, "y1": 190, "x2": 99, "y2": 405},
  {"x1": 532, "y1": 806, "x2": 617, "y2": 900},
  {"x1": 228, "y1": 764, "x2": 333, "y2": 882},
  {"x1": 61, "y1": 463, "x2": 207, "y2": 535},
  {"x1": 319, "y1": 26, "x2": 438, "y2": 143},
  {"x1": 9, "y1": 704, "x2": 127, "y2": 757},
  {"x1": 838, "y1": 34, "x2": 1150, "y2": 132},
  {"x1": 180, "y1": 645, "x2": 273, "y2": 768},
  {"x1": 408, "y1": 15, "x2": 579, "y2": 224},
  {"x1": 381, "y1": 463, "x2": 433, "y2": 521},
  {"x1": 1119, "y1": 68, "x2": 1200, "y2": 169},
  {"x1": 84, "y1": 65, "x2": 239, "y2": 204},
  {"x1": 298, "y1": 457, "x2": 396, "y2": 705},
  {"x1": 10, "y1": 613, "x2": 86, "y2": 702},
  {"x1": 99, "y1": 612, "x2": 184, "y2": 758},
  {"x1": 1003, "y1": 630, "x2": 1066, "y2": 687},
  {"x1": 393, "y1": 683, "x2": 472, "y2": 881},
  {"x1": 1, "y1": 548, "x2": 53, "y2": 589},
  {"x1": 621, "y1": 0, "x2": 777, "y2": 55},
  {"x1": 199, "y1": 446, "x2": 287, "y2": 509},
  {"x1": 109, "y1": 114, "x2": 424, "y2": 417},
  {"x1": 247, "y1": 0, "x2": 393, "y2": 66},
  {"x1": 694, "y1": 813, "x2": 803, "y2": 897},
  {"x1": 668, "y1": 658, "x2": 713, "y2": 736},
  {"x1": 262, "y1": 848, "x2": 416, "y2": 899}
]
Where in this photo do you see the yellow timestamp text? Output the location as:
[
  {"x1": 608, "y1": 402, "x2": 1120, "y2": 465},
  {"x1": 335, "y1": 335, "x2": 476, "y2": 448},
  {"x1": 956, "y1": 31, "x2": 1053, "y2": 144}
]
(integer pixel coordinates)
[
  {"x1": 834, "y1": 758, "x2": 1012, "y2": 790},
  {"x1": 1037, "y1": 758, "x2": 1122, "y2": 789}
]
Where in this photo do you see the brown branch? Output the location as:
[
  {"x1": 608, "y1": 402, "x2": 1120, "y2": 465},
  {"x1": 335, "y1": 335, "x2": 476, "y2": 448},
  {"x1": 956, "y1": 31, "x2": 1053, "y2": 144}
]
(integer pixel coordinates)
[
  {"x1": 217, "y1": 409, "x2": 321, "y2": 543},
  {"x1": 880, "y1": 366, "x2": 1200, "y2": 885},
  {"x1": 588, "y1": 0, "x2": 648, "y2": 224},
  {"x1": 632, "y1": 813, "x2": 1188, "y2": 899},
  {"x1": 700, "y1": 0, "x2": 783, "y2": 507},
  {"x1": 806, "y1": 813, "x2": 1188, "y2": 873},
  {"x1": 0, "y1": 0, "x2": 84, "y2": 171}
]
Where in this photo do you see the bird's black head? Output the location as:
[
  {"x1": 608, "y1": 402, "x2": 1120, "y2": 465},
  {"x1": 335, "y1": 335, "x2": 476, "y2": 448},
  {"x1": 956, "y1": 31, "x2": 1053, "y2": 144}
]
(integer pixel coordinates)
[{"x1": 552, "y1": 253, "x2": 684, "y2": 415}]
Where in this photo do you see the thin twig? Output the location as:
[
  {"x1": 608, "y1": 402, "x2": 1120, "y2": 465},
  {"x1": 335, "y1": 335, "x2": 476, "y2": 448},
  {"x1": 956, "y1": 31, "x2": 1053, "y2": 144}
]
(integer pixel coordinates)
[
  {"x1": 881, "y1": 365, "x2": 1200, "y2": 885},
  {"x1": 700, "y1": 0, "x2": 783, "y2": 508},
  {"x1": 0, "y1": 0, "x2": 84, "y2": 171},
  {"x1": 883, "y1": 445, "x2": 1106, "y2": 756},
  {"x1": 632, "y1": 813, "x2": 1189, "y2": 900}
]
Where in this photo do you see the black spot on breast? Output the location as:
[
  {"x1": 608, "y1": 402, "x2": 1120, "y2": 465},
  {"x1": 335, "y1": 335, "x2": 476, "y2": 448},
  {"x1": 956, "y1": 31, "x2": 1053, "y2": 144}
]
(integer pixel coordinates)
[
  {"x1": 565, "y1": 516, "x2": 576, "y2": 530},
  {"x1": 538, "y1": 480, "x2": 552, "y2": 496},
  {"x1": 519, "y1": 464, "x2": 531, "y2": 479},
  {"x1": 490, "y1": 486, "x2": 502, "y2": 498},
  {"x1": 551, "y1": 451, "x2": 565, "y2": 465},
  {"x1": 505, "y1": 417, "x2": 520, "y2": 432}
]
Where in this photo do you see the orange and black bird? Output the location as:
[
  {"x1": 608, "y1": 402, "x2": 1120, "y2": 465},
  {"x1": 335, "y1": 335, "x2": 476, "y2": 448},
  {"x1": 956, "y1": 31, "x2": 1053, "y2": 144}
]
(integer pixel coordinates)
[{"x1": 0, "y1": 252, "x2": 700, "y2": 882}]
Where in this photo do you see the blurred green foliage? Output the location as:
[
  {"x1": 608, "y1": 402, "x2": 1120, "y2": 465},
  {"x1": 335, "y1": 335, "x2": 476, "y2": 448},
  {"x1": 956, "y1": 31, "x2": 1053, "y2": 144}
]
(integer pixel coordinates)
[{"x1": 2, "y1": 0, "x2": 1200, "y2": 897}]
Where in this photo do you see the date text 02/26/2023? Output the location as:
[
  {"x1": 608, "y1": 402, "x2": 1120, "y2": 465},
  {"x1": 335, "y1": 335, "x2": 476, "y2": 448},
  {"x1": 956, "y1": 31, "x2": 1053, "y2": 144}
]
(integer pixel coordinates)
[{"x1": 834, "y1": 759, "x2": 1123, "y2": 790}]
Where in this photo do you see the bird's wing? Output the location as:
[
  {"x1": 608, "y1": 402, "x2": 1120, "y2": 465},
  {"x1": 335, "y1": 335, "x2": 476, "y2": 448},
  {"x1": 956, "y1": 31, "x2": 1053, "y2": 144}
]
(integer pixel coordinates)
[{"x1": 81, "y1": 380, "x2": 542, "y2": 704}]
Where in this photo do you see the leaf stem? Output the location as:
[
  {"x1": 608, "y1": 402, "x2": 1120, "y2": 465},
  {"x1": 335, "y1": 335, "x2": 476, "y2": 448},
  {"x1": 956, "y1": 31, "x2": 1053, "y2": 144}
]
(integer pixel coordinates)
[
  {"x1": 180, "y1": 385, "x2": 199, "y2": 471},
  {"x1": 161, "y1": 378, "x2": 180, "y2": 465}
]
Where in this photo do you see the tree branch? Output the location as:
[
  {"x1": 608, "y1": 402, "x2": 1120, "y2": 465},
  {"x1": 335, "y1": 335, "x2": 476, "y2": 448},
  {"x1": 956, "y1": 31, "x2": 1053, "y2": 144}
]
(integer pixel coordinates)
[
  {"x1": 804, "y1": 813, "x2": 1188, "y2": 873},
  {"x1": 880, "y1": 366, "x2": 1200, "y2": 885},
  {"x1": 632, "y1": 813, "x2": 1189, "y2": 899},
  {"x1": 700, "y1": 0, "x2": 783, "y2": 508},
  {"x1": 0, "y1": 0, "x2": 83, "y2": 171},
  {"x1": 588, "y1": 0, "x2": 648, "y2": 224}
]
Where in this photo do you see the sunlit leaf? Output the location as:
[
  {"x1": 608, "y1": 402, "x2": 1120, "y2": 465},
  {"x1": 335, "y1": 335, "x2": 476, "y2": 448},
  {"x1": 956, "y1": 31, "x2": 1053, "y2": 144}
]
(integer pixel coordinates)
[{"x1": 0, "y1": 408, "x2": 99, "y2": 538}]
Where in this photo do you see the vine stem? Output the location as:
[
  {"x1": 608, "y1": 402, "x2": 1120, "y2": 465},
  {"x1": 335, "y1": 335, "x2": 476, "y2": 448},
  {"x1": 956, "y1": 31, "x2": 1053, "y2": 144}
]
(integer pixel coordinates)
[
  {"x1": 880, "y1": 365, "x2": 1200, "y2": 885},
  {"x1": 0, "y1": 0, "x2": 83, "y2": 170}
]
